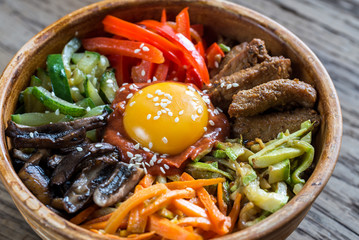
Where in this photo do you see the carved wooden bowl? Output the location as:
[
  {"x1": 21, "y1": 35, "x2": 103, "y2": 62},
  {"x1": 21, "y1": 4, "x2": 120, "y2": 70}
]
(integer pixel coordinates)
[{"x1": 0, "y1": 0, "x2": 342, "y2": 239}]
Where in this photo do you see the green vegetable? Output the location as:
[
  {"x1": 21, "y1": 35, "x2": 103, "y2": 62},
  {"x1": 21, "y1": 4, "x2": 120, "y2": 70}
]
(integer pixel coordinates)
[
  {"x1": 100, "y1": 70, "x2": 119, "y2": 103},
  {"x1": 216, "y1": 142, "x2": 245, "y2": 161},
  {"x1": 186, "y1": 162, "x2": 234, "y2": 180},
  {"x1": 243, "y1": 179, "x2": 289, "y2": 213},
  {"x1": 86, "y1": 130, "x2": 97, "y2": 142},
  {"x1": 75, "y1": 98, "x2": 96, "y2": 109},
  {"x1": 31, "y1": 86, "x2": 86, "y2": 117},
  {"x1": 251, "y1": 147, "x2": 303, "y2": 168},
  {"x1": 82, "y1": 105, "x2": 112, "y2": 118},
  {"x1": 71, "y1": 53, "x2": 85, "y2": 64},
  {"x1": 84, "y1": 77, "x2": 105, "y2": 106},
  {"x1": 36, "y1": 68, "x2": 52, "y2": 91},
  {"x1": 30, "y1": 75, "x2": 42, "y2": 87},
  {"x1": 219, "y1": 43, "x2": 230, "y2": 53},
  {"x1": 47, "y1": 54, "x2": 73, "y2": 102},
  {"x1": 293, "y1": 183, "x2": 304, "y2": 195},
  {"x1": 62, "y1": 37, "x2": 81, "y2": 78},
  {"x1": 237, "y1": 163, "x2": 257, "y2": 186},
  {"x1": 212, "y1": 150, "x2": 227, "y2": 158},
  {"x1": 271, "y1": 181, "x2": 288, "y2": 196},
  {"x1": 11, "y1": 112, "x2": 73, "y2": 126},
  {"x1": 268, "y1": 159, "x2": 290, "y2": 184},
  {"x1": 291, "y1": 140, "x2": 314, "y2": 185},
  {"x1": 77, "y1": 51, "x2": 100, "y2": 75},
  {"x1": 23, "y1": 87, "x2": 46, "y2": 113}
]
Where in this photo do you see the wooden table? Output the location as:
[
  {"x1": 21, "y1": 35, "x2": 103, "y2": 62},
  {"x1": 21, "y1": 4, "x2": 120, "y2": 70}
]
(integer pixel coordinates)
[{"x1": 0, "y1": 0, "x2": 358, "y2": 239}]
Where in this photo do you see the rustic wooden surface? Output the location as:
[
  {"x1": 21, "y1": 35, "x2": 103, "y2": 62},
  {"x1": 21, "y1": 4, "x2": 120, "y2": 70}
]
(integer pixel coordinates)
[{"x1": 0, "y1": 0, "x2": 358, "y2": 239}]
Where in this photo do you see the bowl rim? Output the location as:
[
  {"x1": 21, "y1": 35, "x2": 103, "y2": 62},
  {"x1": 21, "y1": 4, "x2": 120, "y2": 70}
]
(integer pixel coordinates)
[{"x1": 0, "y1": 0, "x2": 342, "y2": 239}]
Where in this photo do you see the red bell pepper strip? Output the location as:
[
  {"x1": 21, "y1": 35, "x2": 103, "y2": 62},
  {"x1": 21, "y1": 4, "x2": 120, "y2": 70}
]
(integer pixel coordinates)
[
  {"x1": 107, "y1": 55, "x2": 134, "y2": 85},
  {"x1": 139, "y1": 20, "x2": 209, "y2": 85},
  {"x1": 176, "y1": 7, "x2": 191, "y2": 40},
  {"x1": 195, "y1": 41, "x2": 205, "y2": 60},
  {"x1": 153, "y1": 60, "x2": 170, "y2": 82},
  {"x1": 206, "y1": 42, "x2": 225, "y2": 69},
  {"x1": 161, "y1": 9, "x2": 167, "y2": 23},
  {"x1": 102, "y1": 15, "x2": 183, "y2": 65},
  {"x1": 131, "y1": 59, "x2": 155, "y2": 83},
  {"x1": 82, "y1": 37, "x2": 164, "y2": 64},
  {"x1": 191, "y1": 24, "x2": 204, "y2": 37}
]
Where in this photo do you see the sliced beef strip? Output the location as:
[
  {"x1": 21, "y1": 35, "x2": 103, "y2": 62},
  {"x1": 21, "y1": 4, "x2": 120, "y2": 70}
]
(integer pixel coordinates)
[
  {"x1": 209, "y1": 57, "x2": 291, "y2": 110},
  {"x1": 211, "y1": 39, "x2": 270, "y2": 81},
  {"x1": 231, "y1": 108, "x2": 320, "y2": 142},
  {"x1": 229, "y1": 79, "x2": 317, "y2": 118}
]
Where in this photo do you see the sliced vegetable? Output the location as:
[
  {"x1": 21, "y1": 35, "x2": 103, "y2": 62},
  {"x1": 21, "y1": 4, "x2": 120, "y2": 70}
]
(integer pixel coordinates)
[
  {"x1": 206, "y1": 42, "x2": 225, "y2": 69},
  {"x1": 165, "y1": 177, "x2": 226, "y2": 190},
  {"x1": 219, "y1": 43, "x2": 230, "y2": 53},
  {"x1": 186, "y1": 162, "x2": 234, "y2": 180},
  {"x1": 176, "y1": 7, "x2": 191, "y2": 40},
  {"x1": 23, "y1": 87, "x2": 46, "y2": 113},
  {"x1": 172, "y1": 199, "x2": 208, "y2": 218},
  {"x1": 47, "y1": 54, "x2": 73, "y2": 102},
  {"x1": 100, "y1": 70, "x2": 119, "y2": 103},
  {"x1": 291, "y1": 140, "x2": 314, "y2": 185},
  {"x1": 237, "y1": 163, "x2": 257, "y2": 186},
  {"x1": 62, "y1": 37, "x2": 81, "y2": 78},
  {"x1": 75, "y1": 98, "x2": 96, "y2": 109},
  {"x1": 11, "y1": 112, "x2": 73, "y2": 126},
  {"x1": 31, "y1": 86, "x2": 86, "y2": 117},
  {"x1": 268, "y1": 159, "x2": 290, "y2": 184},
  {"x1": 84, "y1": 77, "x2": 105, "y2": 106}
]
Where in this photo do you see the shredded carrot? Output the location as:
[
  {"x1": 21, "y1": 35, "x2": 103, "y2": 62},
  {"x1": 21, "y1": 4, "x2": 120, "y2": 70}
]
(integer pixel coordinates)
[
  {"x1": 180, "y1": 173, "x2": 230, "y2": 235},
  {"x1": 70, "y1": 204, "x2": 99, "y2": 225},
  {"x1": 178, "y1": 217, "x2": 212, "y2": 231},
  {"x1": 148, "y1": 215, "x2": 202, "y2": 240},
  {"x1": 127, "y1": 185, "x2": 147, "y2": 233},
  {"x1": 141, "y1": 188, "x2": 196, "y2": 216},
  {"x1": 217, "y1": 182, "x2": 228, "y2": 215},
  {"x1": 105, "y1": 183, "x2": 168, "y2": 234},
  {"x1": 89, "y1": 229, "x2": 156, "y2": 240},
  {"x1": 82, "y1": 212, "x2": 113, "y2": 225},
  {"x1": 228, "y1": 193, "x2": 242, "y2": 232},
  {"x1": 139, "y1": 174, "x2": 156, "y2": 187},
  {"x1": 172, "y1": 199, "x2": 208, "y2": 218},
  {"x1": 82, "y1": 221, "x2": 108, "y2": 230},
  {"x1": 189, "y1": 197, "x2": 205, "y2": 208},
  {"x1": 165, "y1": 178, "x2": 225, "y2": 190}
]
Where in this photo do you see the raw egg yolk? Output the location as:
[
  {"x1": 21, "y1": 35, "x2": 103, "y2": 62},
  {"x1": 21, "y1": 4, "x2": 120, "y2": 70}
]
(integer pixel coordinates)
[{"x1": 123, "y1": 82, "x2": 208, "y2": 155}]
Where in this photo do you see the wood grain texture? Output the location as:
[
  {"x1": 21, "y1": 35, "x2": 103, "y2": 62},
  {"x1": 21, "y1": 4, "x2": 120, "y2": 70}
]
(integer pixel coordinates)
[{"x1": 0, "y1": 0, "x2": 357, "y2": 239}]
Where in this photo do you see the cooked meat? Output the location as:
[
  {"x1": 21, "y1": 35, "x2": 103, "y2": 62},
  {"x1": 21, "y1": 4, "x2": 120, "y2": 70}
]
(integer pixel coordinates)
[
  {"x1": 93, "y1": 162, "x2": 144, "y2": 207},
  {"x1": 229, "y1": 79, "x2": 317, "y2": 118},
  {"x1": 211, "y1": 39, "x2": 270, "y2": 80},
  {"x1": 210, "y1": 42, "x2": 248, "y2": 77},
  {"x1": 51, "y1": 143, "x2": 118, "y2": 186},
  {"x1": 18, "y1": 164, "x2": 51, "y2": 205},
  {"x1": 63, "y1": 160, "x2": 113, "y2": 213},
  {"x1": 5, "y1": 110, "x2": 109, "y2": 149},
  {"x1": 231, "y1": 108, "x2": 320, "y2": 142},
  {"x1": 209, "y1": 57, "x2": 291, "y2": 110}
]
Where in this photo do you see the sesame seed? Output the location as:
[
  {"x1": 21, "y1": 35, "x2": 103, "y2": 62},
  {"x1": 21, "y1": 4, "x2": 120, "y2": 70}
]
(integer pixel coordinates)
[
  {"x1": 232, "y1": 83, "x2": 239, "y2": 87},
  {"x1": 220, "y1": 82, "x2": 225, "y2": 88},
  {"x1": 140, "y1": 43, "x2": 145, "y2": 48},
  {"x1": 165, "y1": 94, "x2": 173, "y2": 100},
  {"x1": 29, "y1": 132, "x2": 34, "y2": 138},
  {"x1": 95, "y1": 143, "x2": 102, "y2": 147},
  {"x1": 161, "y1": 109, "x2": 167, "y2": 113},
  {"x1": 153, "y1": 76, "x2": 158, "y2": 81},
  {"x1": 160, "y1": 167, "x2": 166, "y2": 174},
  {"x1": 127, "y1": 152, "x2": 134, "y2": 158},
  {"x1": 147, "y1": 93, "x2": 153, "y2": 98},
  {"x1": 86, "y1": 107, "x2": 91, "y2": 112},
  {"x1": 147, "y1": 114, "x2": 151, "y2": 120},
  {"x1": 134, "y1": 143, "x2": 140, "y2": 150},
  {"x1": 153, "y1": 116, "x2": 160, "y2": 120},
  {"x1": 51, "y1": 92, "x2": 55, "y2": 97},
  {"x1": 153, "y1": 96, "x2": 159, "y2": 102},
  {"x1": 76, "y1": 147, "x2": 83, "y2": 152},
  {"x1": 168, "y1": 111, "x2": 173, "y2": 116},
  {"x1": 157, "y1": 158, "x2": 163, "y2": 164},
  {"x1": 149, "y1": 142, "x2": 153, "y2": 149},
  {"x1": 173, "y1": 77, "x2": 178, "y2": 81},
  {"x1": 99, "y1": 116, "x2": 104, "y2": 120},
  {"x1": 164, "y1": 164, "x2": 170, "y2": 170},
  {"x1": 162, "y1": 137, "x2": 168, "y2": 144},
  {"x1": 145, "y1": 162, "x2": 150, "y2": 167},
  {"x1": 139, "y1": 90, "x2": 143, "y2": 94},
  {"x1": 55, "y1": 109, "x2": 60, "y2": 115},
  {"x1": 160, "y1": 102, "x2": 167, "y2": 108},
  {"x1": 192, "y1": 115, "x2": 199, "y2": 121},
  {"x1": 216, "y1": 107, "x2": 223, "y2": 112},
  {"x1": 134, "y1": 49, "x2": 141, "y2": 53},
  {"x1": 106, "y1": 79, "x2": 113, "y2": 84},
  {"x1": 45, "y1": 111, "x2": 50, "y2": 113},
  {"x1": 123, "y1": 83, "x2": 129, "y2": 85},
  {"x1": 141, "y1": 70, "x2": 146, "y2": 77},
  {"x1": 202, "y1": 90, "x2": 208, "y2": 94},
  {"x1": 129, "y1": 101, "x2": 136, "y2": 107},
  {"x1": 175, "y1": 117, "x2": 179, "y2": 123},
  {"x1": 119, "y1": 87, "x2": 125, "y2": 92},
  {"x1": 129, "y1": 84, "x2": 134, "y2": 90},
  {"x1": 143, "y1": 147, "x2": 150, "y2": 152},
  {"x1": 188, "y1": 86, "x2": 196, "y2": 92},
  {"x1": 214, "y1": 61, "x2": 219, "y2": 68},
  {"x1": 126, "y1": 93, "x2": 133, "y2": 99},
  {"x1": 149, "y1": 160, "x2": 154, "y2": 166},
  {"x1": 179, "y1": 110, "x2": 184, "y2": 115},
  {"x1": 197, "y1": 108, "x2": 203, "y2": 114},
  {"x1": 142, "y1": 46, "x2": 150, "y2": 52},
  {"x1": 204, "y1": 127, "x2": 207, "y2": 131},
  {"x1": 155, "y1": 90, "x2": 162, "y2": 95},
  {"x1": 209, "y1": 120, "x2": 215, "y2": 126},
  {"x1": 71, "y1": 86, "x2": 79, "y2": 91},
  {"x1": 214, "y1": 109, "x2": 219, "y2": 115},
  {"x1": 157, "y1": 111, "x2": 162, "y2": 116},
  {"x1": 155, "y1": 103, "x2": 160, "y2": 106},
  {"x1": 226, "y1": 84, "x2": 232, "y2": 90},
  {"x1": 147, "y1": 79, "x2": 152, "y2": 83},
  {"x1": 151, "y1": 154, "x2": 156, "y2": 162},
  {"x1": 141, "y1": 162, "x2": 148, "y2": 174}
]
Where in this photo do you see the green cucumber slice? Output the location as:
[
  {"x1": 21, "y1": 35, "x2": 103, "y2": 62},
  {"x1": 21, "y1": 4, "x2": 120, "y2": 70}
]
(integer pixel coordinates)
[
  {"x1": 47, "y1": 54, "x2": 73, "y2": 103},
  {"x1": 77, "y1": 51, "x2": 100, "y2": 75},
  {"x1": 100, "y1": 70, "x2": 119, "y2": 103},
  {"x1": 11, "y1": 112, "x2": 73, "y2": 126},
  {"x1": 75, "y1": 98, "x2": 96, "y2": 109},
  {"x1": 62, "y1": 38, "x2": 81, "y2": 78},
  {"x1": 84, "y1": 78, "x2": 105, "y2": 106},
  {"x1": 32, "y1": 86, "x2": 86, "y2": 117}
]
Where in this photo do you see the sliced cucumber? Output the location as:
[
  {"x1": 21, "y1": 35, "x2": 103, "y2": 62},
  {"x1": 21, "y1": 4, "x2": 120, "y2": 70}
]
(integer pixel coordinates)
[
  {"x1": 268, "y1": 159, "x2": 290, "y2": 184},
  {"x1": 71, "y1": 53, "x2": 84, "y2": 64},
  {"x1": 32, "y1": 86, "x2": 86, "y2": 117},
  {"x1": 77, "y1": 51, "x2": 100, "y2": 75},
  {"x1": 23, "y1": 87, "x2": 46, "y2": 113},
  {"x1": 36, "y1": 68, "x2": 52, "y2": 91},
  {"x1": 11, "y1": 112, "x2": 73, "y2": 126},
  {"x1": 75, "y1": 98, "x2": 96, "y2": 109},
  {"x1": 70, "y1": 86, "x2": 84, "y2": 102},
  {"x1": 30, "y1": 75, "x2": 42, "y2": 87},
  {"x1": 47, "y1": 54, "x2": 73, "y2": 103},
  {"x1": 62, "y1": 37, "x2": 81, "y2": 79},
  {"x1": 69, "y1": 68, "x2": 86, "y2": 86},
  {"x1": 82, "y1": 105, "x2": 112, "y2": 118},
  {"x1": 100, "y1": 70, "x2": 119, "y2": 103},
  {"x1": 84, "y1": 78, "x2": 104, "y2": 106}
]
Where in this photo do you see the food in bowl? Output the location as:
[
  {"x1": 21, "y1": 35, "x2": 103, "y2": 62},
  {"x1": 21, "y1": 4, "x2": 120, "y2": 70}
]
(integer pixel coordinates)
[{"x1": 4, "y1": 7, "x2": 321, "y2": 239}]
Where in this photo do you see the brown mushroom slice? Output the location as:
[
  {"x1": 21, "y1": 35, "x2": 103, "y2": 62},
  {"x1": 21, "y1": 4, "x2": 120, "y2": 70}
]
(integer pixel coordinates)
[
  {"x1": 11, "y1": 149, "x2": 32, "y2": 161},
  {"x1": 93, "y1": 162, "x2": 144, "y2": 207},
  {"x1": 229, "y1": 79, "x2": 317, "y2": 118},
  {"x1": 63, "y1": 161, "x2": 114, "y2": 213},
  {"x1": 51, "y1": 143, "x2": 118, "y2": 186}
]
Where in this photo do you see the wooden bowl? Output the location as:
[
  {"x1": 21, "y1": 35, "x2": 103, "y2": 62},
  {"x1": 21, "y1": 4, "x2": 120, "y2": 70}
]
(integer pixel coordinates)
[{"x1": 0, "y1": 0, "x2": 342, "y2": 239}]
